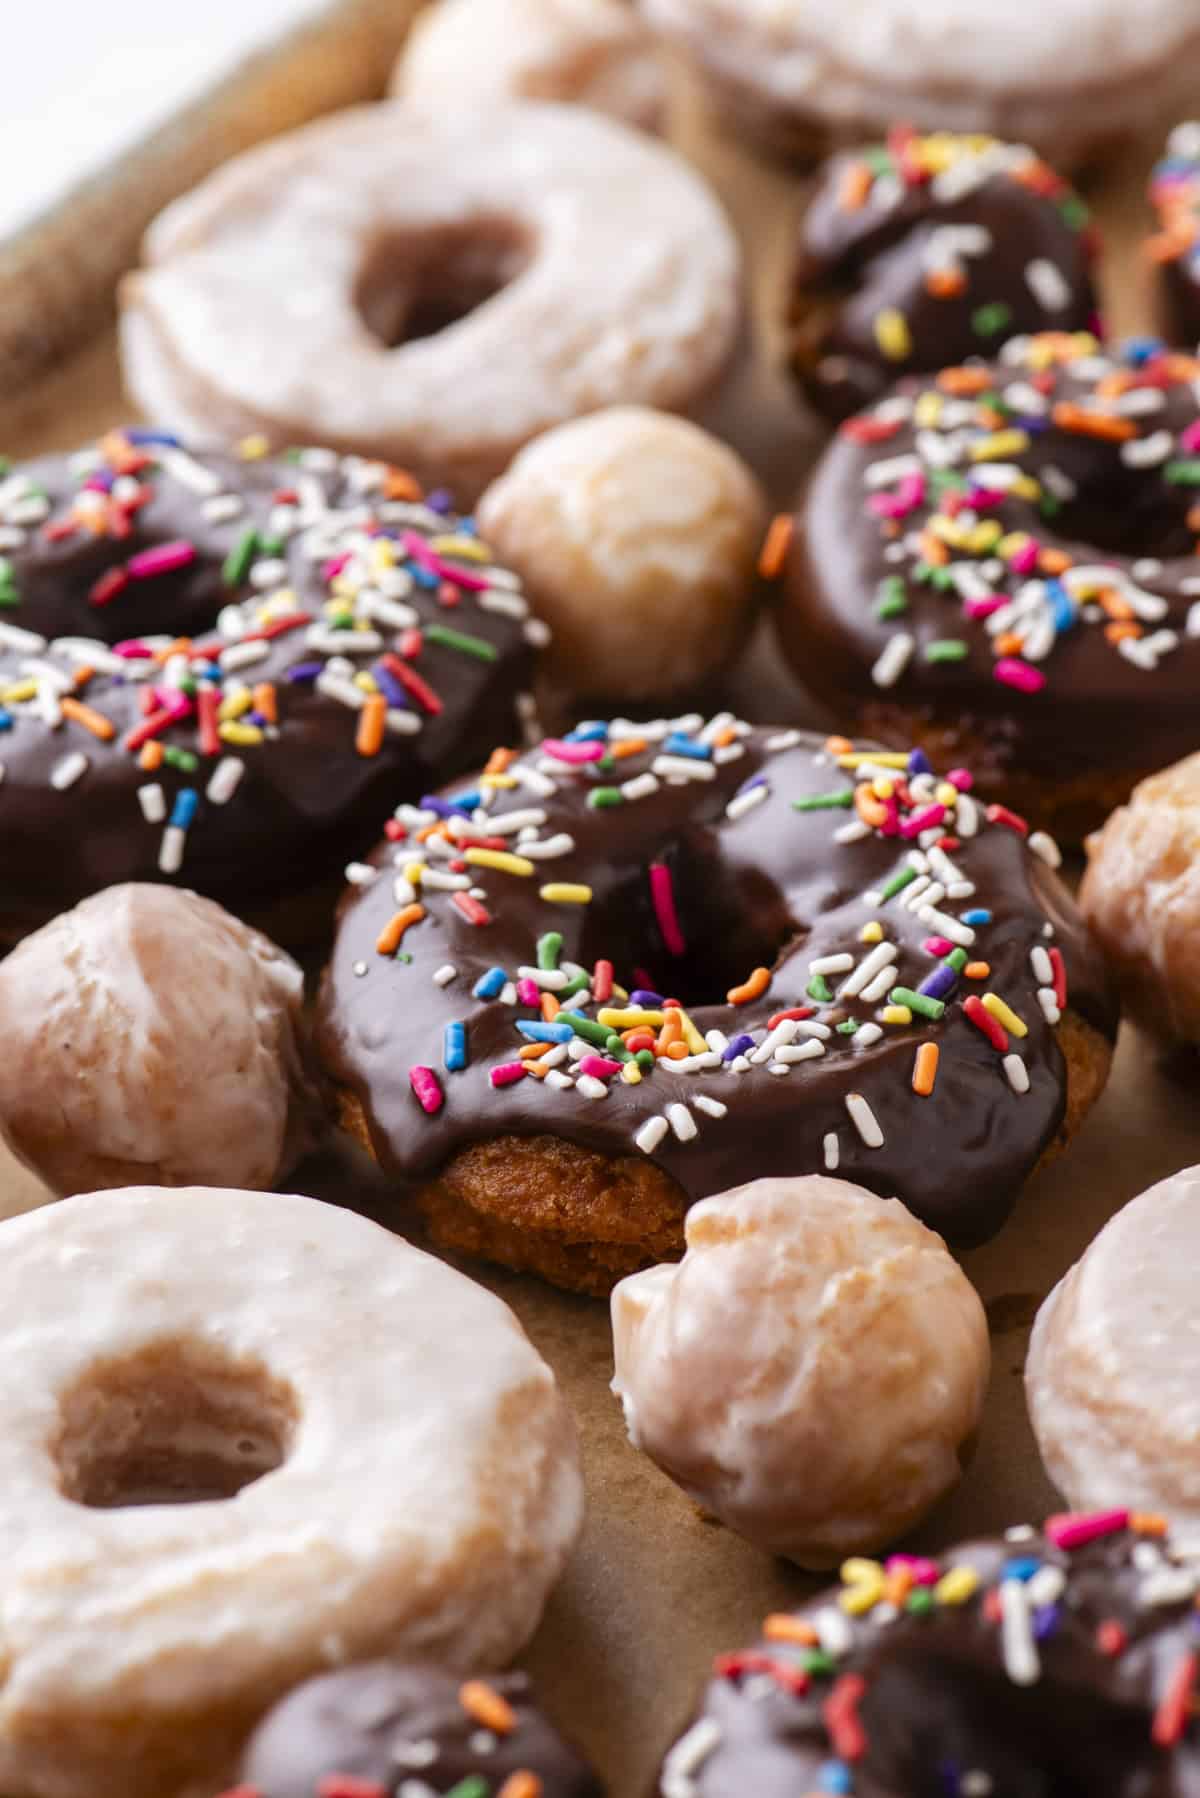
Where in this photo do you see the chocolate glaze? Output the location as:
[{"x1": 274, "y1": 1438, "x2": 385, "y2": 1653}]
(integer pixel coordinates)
[
  {"x1": 1148, "y1": 125, "x2": 1200, "y2": 349},
  {"x1": 657, "y1": 1520, "x2": 1200, "y2": 1795},
  {"x1": 779, "y1": 334, "x2": 1200, "y2": 788},
  {"x1": 237, "y1": 1662, "x2": 603, "y2": 1797},
  {"x1": 316, "y1": 719, "x2": 1115, "y2": 1250},
  {"x1": 789, "y1": 135, "x2": 1097, "y2": 423},
  {"x1": 0, "y1": 439, "x2": 535, "y2": 938}
]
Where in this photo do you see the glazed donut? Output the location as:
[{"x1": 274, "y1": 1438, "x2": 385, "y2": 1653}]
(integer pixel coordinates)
[
  {"x1": 234, "y1": 1661, "x2": 603, "y2": 1797},
  {"x1": 0, "y1": 885, "x2": 321, "y2": 1197},
  {"x1": 657, "y1": 1512, "x2": 1200, "y2": 1795},
  {"x1": 476, "y1": 407, "x2": 766, "y2": 708},
  {"x1": 639, "y1": 0, "x2": 1200, "y2": 168},
  {"x1": 0, "y1": 432, "x2": 540, "y2": 946},
  {"x1": 611, "y1": 1175, "x2": 989, "y2": 1567},
  {"x1": 1079, "y1": 751, "x2": 1200, "y2": 1043},
  {"x1": 316, "y1": 712, "x2": 1116, "y2": 1295},
  {"x1": 773, "y1": 332, "x2": 1200, "y2": 842},
  {"x1": 391, "y1": 0, "x2": 666, "y2": 132},
  {"x1": 1027, "y1": 1166, "x2": 1200, "y2": 1526},
  {"x1": 0, "y1": 1185, "x2": 583, "y2": 1798},
  {"x1": 120, "y1": 103, "x2": 741, "y2": 502},
  {"x1": 789, "y1": 131, "x2": 1099, "y2": 422},
  {"x1": 1146, "y1": 123, "x2": 1200, "y2": 348}
]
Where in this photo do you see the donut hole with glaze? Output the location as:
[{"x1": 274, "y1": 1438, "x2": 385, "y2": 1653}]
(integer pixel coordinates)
[
  {"x1": 352, "y1": 215, "x2": 536, "y2": 350},
  {"x1": 53, "y1": 1337, "x2": 297, "y2": 1509}
]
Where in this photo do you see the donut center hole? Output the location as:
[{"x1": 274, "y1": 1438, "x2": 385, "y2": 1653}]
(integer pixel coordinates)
[
  {"x1": 53, "y1": 1339, "x2": 297, "y2": 1508},
  {"x1": 354, "y1": 218, "x2": 533, "y2": 348}
]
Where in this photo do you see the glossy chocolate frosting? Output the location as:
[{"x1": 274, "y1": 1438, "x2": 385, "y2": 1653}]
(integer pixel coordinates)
[
  {"x1": 1148, "y1": 124, "x2": 1200, "y2": 349},
  {"x1": 317, "y1": 716, "x2": 1115, "y2": 1250},
  {"x1": 657, "y1": 1516, "x2": 1200, "y2": 1795},
  {"x1": 789, "y1": 133, "x2": 1097, "y2": 422},
  {"x1": 779, "y1": 333, "x2": 1200, "y2": 787},
  {"x1": 0, "y1": 437, "x2": 536, "y2": 937},
  {"x1": 237, "y1": 1662, "x2": 603, "y2": 1797}
]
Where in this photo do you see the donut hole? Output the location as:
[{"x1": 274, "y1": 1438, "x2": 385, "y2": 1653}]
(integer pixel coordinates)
[
  {"x1": 353, "y1": 217, "x2": 533, "y2": 349},
  {"x1": 53, "y1": 1339, "x2": 297, "y2": 1508}
]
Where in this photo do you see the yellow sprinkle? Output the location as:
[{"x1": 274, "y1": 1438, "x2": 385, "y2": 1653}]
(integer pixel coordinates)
[
  {"x1": 970, "y1": 430, "x2": 1031, "y2": 462},
  {"x1": 860, "y1": 921, "x2": 884, "y2": 943},
  {"x1": 677, "y1": 1010, "x2": 707, "y2": 1055},
  {"x1": 620, "y1": 1061, "x2": 642, "y2": 1086},
  {"x1": 236, "y1": 433, "x2": 271, "y2": 460},
  {"x1": 998, "y1": 532, "x2": 1031, "y2": 559},
  {"x1": 430, "y1": 534, "x2": 490, "y2": 562},
  {"x1": 403, "y1": 861, "x2": 425, "y2": 886},
  {"x1": 840, "y1": 1575, "x2": 885, "y2": 1615},
  {"x1": 258, "y1": 587, "x2": 298, "y2": 618},
  {"x1": 598, "y1": 1009, "x2": 666, "y2": 1029},
  {"x1": 480, "y1": 773, "x2": 518, "y2": 789},
  {"x1": 966, "y1": 520, "x2": 1003, "y2": 553},
  {"x1": 935, "y1": 1565, "x2": 981, "y2": 1606},
  {"x1": 836, "y1": 751, "x2": 909, "y2": 770},
  {"x1": 914, "y1": 391, "x2": 944, "y2": 428},
  {"x1": 611, "y1": 983, "x2": 630, "y2": 1001},
  {"x1": 369, "y1": 540, "x2": 398, "y2": 571},
  {"x1": 874, "y1": 307, "x2": 912, "y2": 361},
  {"x1": 1071, "y1": 330, "x2": 1100, "y2": 357},
  {"x1": 0, "y1": 680, "x2": 36, "y2": 704},
  {"x1": 353, "y1": 671, "x2": 378, "y2": 693},
  {"x1": 982, "y1": 993, "x2": 1028, "y2": 1037},
  {"x1": 873, "y1": 778, "x2": 894, "y2": 800},
  {"x1": 1010, "y1": 475, "x2": 1041, "y2": 502},
  {"x1": 330, "y1": 575, "x2": 360, "y2": 602},
  {"x1": 218, "y1": 721, "x2": 264, "y2": 746},
  {"x1": 842, "y1": 1556, "x2": 885, "y2": 1582},
  {"x1": 464, "y1": 847, "x2": 535, "y2": 877},
  {"x1": 540, "y1": 883, "x2": 592, "y2": 904},
  {"x1": 882, "y1": 1005, "x2": 913, "y2": 1026},
  {"x1": 218, "y1": 687, "x2": 253, "y2": 722},
  {"x1": 935, "y1": 782, "x2": 959, "y2": 807}
]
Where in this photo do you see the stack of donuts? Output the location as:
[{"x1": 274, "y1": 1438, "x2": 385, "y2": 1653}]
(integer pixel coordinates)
[{"x1": 7, "y1": 0, "x2": 1200, "y2": 1791}]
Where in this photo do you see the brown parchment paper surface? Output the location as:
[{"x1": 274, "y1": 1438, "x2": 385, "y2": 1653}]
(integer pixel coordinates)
[{"x1": 0, "y1": 48, "x2": 1196, "y2": 1798}]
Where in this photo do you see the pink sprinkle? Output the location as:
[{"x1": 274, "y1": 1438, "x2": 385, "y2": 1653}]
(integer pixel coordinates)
[
  {"x1": 322, "y1": 552, "x2": 352, "y2": 583},
  {"x1": 490, "y1": 1062, "x2": 528, "y2": 1089},
  {"x1": 899, "y1": 802, "x2": 946, "y2": 840},
  {"x1": 963, "y1": 595, "x2": 1008, "y2": 620},
  {"x1": 516, "y1": 978, "x2": 540, "y2": 1006},
  {"x1": 401, "y1": 530, "x2": 489, "y2": 591},
  {"x1": 409, "y1": 1066, "x2": 444, "y2": 1115},
  {"x1": 542, "y1": 737, "x2": 605, "y2": 765},
  {"x1": 868, "y1": 473, "x2": 925, "y2": 520},
  {"x1": 1044, "y1": 1509, "x2": 1129, "y2": 1551},
  {"x1": 886, "y1": 1555, "x2": 941, "y2": 1586},
  {"x1": 878, "y1": 796, "x2": 900, "y2": 837},
  {"x1": 923, "y1": 936, "x2": 954, "y2": 957},
  {"x1": 127, "y1": 539, "x2": 196, "y2": 579},
  {"x1": 580, "y1": 1055, "x2": 622, "y2": 1080},
  {"x1": 965, "y1": 485, "x2": 1005, "y2": 510},
  {"x1": 947, "y1": 768, "x2": 973, "y2": 791},
  {"x1": 994, "y1": 657, "x2": 1046, "y2": 694},
  {"x1": 112, "y1": 640, "x2": 155, "y2": 659},
  {"x1": 1182, "y1": 420, "x2": 1200, "y2": 454},
  {"x1": 649, "y1": 862, "x2": 687, "y2": 957},
  {"x1": 1008, "y1": 540, "x2": 1039, "y2": 576}
]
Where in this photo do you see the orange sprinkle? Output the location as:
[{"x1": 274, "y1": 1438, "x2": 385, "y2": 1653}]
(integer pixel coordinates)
[
  {"x1": 884, "y1": 1564, "x2": 915, "y2": 1605},
  {"x1": 252, "y1": 681, "x2": 277, "y2": 725},
  {"x1": 610, "y1": 736, "x2": 649, "y2": 759},
  {"x1": 1132, "y1": 1512, "x2": 1169, "y2": 1537},
  {"x1": 375, "y1": 903, "x2": 425, "y2": 955},
  {"x1": 758, "y1": 513, "x2": 795, "y2": 580},
  {"x1": 1144, "y1": 228, "x2": 1196, "y2": 264},
  {"x1": 497, "y1": 1774, "x2": 543, "y2": 1798},
  {"x1": 917, "y1": 530, "x2": 949, "y2": 567},
  {"x1": 60, "y1": 697, "x2": 116, "y2": 742},
  {"x1": 356, "y1": 692, "x2": 387, "y2": 758},
  {"x1": 664, "y1": 1040, "x2": 689, "y2": 1061},
  {"x1": 485, "y1": 745, "x2": 518, "y2": 775},
  {"x1": 993, "y1": 631, "x2": 1024, "y2": 657},
  {"x1": 825, "y1": 735, "x2": 854, "y2": 755},
  {"x1": 459, "y1": 1680, "x2": 517, "y2": 1736},
  {"x1": 763, "y1": 1614, "x2": 820, "y2": 1646},
  {"x1": 71, "y1": 664, "x2": 96, "y2": 690},
  {"x1": 1036, "y1": 548, "x2": 1072, "y2": 576},
  {"x1": 540, "y1": 992, "x2": 560, "y2": 1023},
  {"x1": 139, "y1": 742, "x2": 164, "y2": 772},
  {"x1": 964, "y1": 961, "x2": 990, "y2": 980},
  {"x1": 1095, "y1": 370, "x2": 1137, "y2": 400},
  {"x1": 912, "y1": 1042, "x2": 939, "y2": 1097},
  {"x1": 1151, "y1": 1650, "x2": 1196, "y2": 1746},
  {"x1": 520, "y1": 1042, "x2": 550, "y2": 1060},
  {"x1": 521, "y1": 1055, "x2": 553, "y2": 1079},
  {"x1": 100, "y1": 429, "x2": 142, "y2": 474},
  {"x1": 1050, "y1": 402, "x2": 1136, "y2": 442},
  {"x1": 1097, "y1": 587, "x2": 1134, "y2": 622},
  {"x1": 383, "y1": 466, "x2": 423, "y2": 501},
  {"x1": 937, "y1": 366, "x2": 993, "y2": 396},
  {"x1": 656, "y1": 1012, "x2": 684, "y2": 1055},
  {"x1": 855, "y1": 785, "x2": 889, "y2": 829},
  {"x1": 1104, "y1": 621, "x2": 1142, "y2": 645},
  {"x1": 415, "y1": 820, "x2": 447, "y2": 843},
  {"x1": 728, "y1": 966, "x2": 770, "y2": 1006},
  {"x1": 838, "y1": 160, "x2": 873, "y2": 210},
  {"x1": 713, "y1": 725, "x2": 738, "y2": 748},
  {"x1": 925, "y1": 267, "x2": 966, "y2": 300},
  {"x1": 1188, "y1": 503, "x2": 1200, "y2": 534},
  {"x1": 152, "y1": 636, "x2": 193, "y2": 665}
]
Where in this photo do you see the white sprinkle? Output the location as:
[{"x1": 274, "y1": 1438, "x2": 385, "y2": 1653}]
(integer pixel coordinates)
[
  {"x1": 518, "y1": 833, "x2": 576, "y2": 860},
  {"x1": 1025, "y1": 256, "x2": 1071, "y2": 311},
  {"x1": 204, "y1": 493, "x2": 244, "y2": 524},
  {"x1": 765, "y1": 729, "x2": 801, "y2": 752},
  {"x1": 1003, "y1": 1054, "x2": 1030, "y2": 1095},
  {"x1": 1000, "y1": 1579, "x2": 1040, "y2": 1685},
  {"x1": 509, "y1": 763, "x2": 556, "y2": 799},
  {"x1": 1026, "y1": 1565, "x2": 1065, "y2": 1607},
  {"x1": 652, "y1": 754, "x2": 717, "y2": 782},
  {"x1": 620, "y1": 772, "x2": 660, "y2": 802},
  {"x1": 1030, "y1": 946, "x2": 1054, "y2": 985},
  {"x1": 660, "y1": 1717, "x2": 722, "y2": 1795},
  {"x1": 500, "y1": 982, "x2": 518, "y2": 1006},
  {"x1": 1121, "y1": 429, "x2": 1174, "y2": 469},
  {"x1": 1005, "y1": 1524, "x2": 1036, "y2": 1542},
  {"x1": 137, "y1": 783, "x2": 166, "y2": 823},
  {"x1": 470, "y1": 807, "x2": 546, "y2": 838},
  {"x1": 158, "y1": 824, "x2": 186, "y2": 874},
  {"x1": 725, "y1": 784, "x2": 768, "y2": 822},
  {"x1": 545, "y1": 1069, "x2": 575, "y2": 1091},
  {"x1": 537, "y1": 1045, "x2": 569, "y2": 1070},
  {"x1": 385, "y1": 708, "x2": 422, "y2": 737},
  {"x1": 962, "y1": 1773, "x2": 995, "y2": 1797},
  {"x1": 249, "y1": 557, "x2": 288, "y2": 590},
  {"x1": 774, "y1": 1040, "x2": 826, "y2": 1064},
  {"x1": 845, "y1": 1092, "x2": 884, "y2": 1148},
  {"x1": 693, "y1": 1096, "x2": 728, "y2": 1118},
  {"x1": 854, "y1": 1024, "x2": 884, "y2": 1048},
  {"x1": 768, "y1": 1060, "x2": 791, "y2": 1076},
  {"x1": 729, "y1": 1055, "x2": 751, "y2": 1073},
  {"x1": 635, "y1": 1116, "x2": 669, "y2": 1155},
  {"x1": 705, "y1": 1030, "x2": 729, "y2": 1055},
  {"x1": 839, "y1": 941, "x2": 897, "y2": 998},
  {"x1": 814, "y1": 1605, "x2": 854, "y2": 1657},
  {"x1": 871, "y1": 631, "x2": 914, "y2": 689},
  {"x1": 524, "y1": 617, "x2": 551, "y2": 648},
  {"x1": 1140, "y1": 1567, "x2": 1199, "y2": 1607},
  {"x1": 433, "y1": 964, "x2": 458, "y2": 987},
  {"x1": 315, "y1": 672, "x2": 366, "y2": 709},
  {"x1": 0, "y1": 621, "x2": 47, "y2": 654},
  {"x1": 418, "y1": 868, "x2": 471, "y2": 891},
  {"x1": 794, "y1": 1020, "x2": 832, "y2": 1040},
  {"x1": 50, "y1": 751, "x2": 88, "y2": 791},
  {"x1": 358, "y1": 591, "x2": 419, "y2": 631},
  {"x1": 750, "y1": 1020, "x2": 798, "y2": 1064},
  {"x1": 218, "y1": 639, "x2": 271, "y2": 673},
  {"x1": 344, "y1": 862, "x2": 377, "y2": 887},
  {"x1": 477, "y1": 587, "x2": 528, "y2": 619},
  {"x1": 576, "y1": 1075, "x2": 608, "y2": 1101},
  {"x1": 955, "y1": 792, "x2": 979, "y2": 837},
  {"x1": 809, "y1": 952, "x2": 854, "y2": 976},
  {"x1": 834, "y1": 819, "x2": 871, "y2": 844},
  {"x1": 667, "y1": 1103, "x2": 698, "y2": 1142},
  {"x1": 353, "y1": 961, "x2": 368, "y2": 978},
  {"x1": 861, "y1": 967, "x2": 899, "y2": 1005},
  {"x1": 206, "y1": 755, "x2": 245, "y2": 805},
  {"x1": 823, "y1": 1131, "x2": 839, "y2": 1171},
  {"x1": 1028, "y1": 830, "x2": 1061, "y2": 869},
  {"x1": 918, "y1": 906, "x2": 976, "y2": 946},
  {"x1": 1037, "y1": 987, "x2": 1062, "y2": 1025},
  {"x1": 305, "y1": 626, "x2": 383, "y2": 656},
  {"x1": 1187, "y1": 601, "x2": 1200, "y2": 639},
  {"x1": 517, "y1": 967, "x2": 569, "y2": 991}
]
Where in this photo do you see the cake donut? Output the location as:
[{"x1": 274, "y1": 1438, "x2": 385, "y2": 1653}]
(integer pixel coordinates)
[
  {"x1": 0, "y1": 1185, "x2": 583, "y2": 1798},
  {"x1": 0, "y1": 432, "x2": 541, "y2": 946},
  {"x1": 120, "y1": 103, "x2": 741, "y2": 503},
  {"x1": 1027, "y1": 1167, "x2": 1200, "y2": 1527},
  {"x1": 773, "y1": 331, "x2": 1200, "y2": 840},
  {"x1": 1146, "y1": 123, "x2": 1200, "y2": 348},
  {"x1": 391, "y1": 0, "x2": 666, "y2": 133},
  {"x1": 611, "y1": 1175, "x2": 989, "y2": 1568},
  {"x1": 232, "y1": 1661, "x2": 603, "y2": 1797},
  {"x1": 638, "y1": 0, "x2": 1200, "y2": 169},
  {"x1": 656, "y1": 1511, "x2": 1200, "y2": 1795},
  {"x1": 316, "y1": 714, "x2": 1116, "y2": 1295},
  {"x1": 789, "y1": 131, "x2": 1099, "y2": 423}
]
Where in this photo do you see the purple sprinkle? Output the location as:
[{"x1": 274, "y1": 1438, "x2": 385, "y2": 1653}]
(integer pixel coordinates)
[
  {"x1": 723, "y1": 1032, "x2": 755, "y2": 1062},
  {"x1": 907, "y1": 748, "x2": 932, "y2": 777},
  {"x1": 420, "y1": 794, "x2": 474, "y2": 819},
  {"x1": 426, "y1": 489, "x2": 454, "y2": 514},
  {"x1": 918, "y1": 964, "x2": 958, "y2": 1002},
  {"x1": 372, "y1": 663, "x2": 409, "y2": 709},
  {"x1": 1033, "y1": 1604, "x2": 1060, "y2": 1641},
  {"x1": 736, "y1": 773, "x2": 767, "y2": 795},
  {"x1": 630, "y1": 989, "x2": 665, "y2": 1007},
  {"x1": 286, "y1": 660, "x2": 323, "y2": 683}
]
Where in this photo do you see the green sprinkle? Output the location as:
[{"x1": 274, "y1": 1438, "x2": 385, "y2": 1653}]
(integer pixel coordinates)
[
  {"x1": 912, "y1": 559, "x2": 937, "y2": 586},
  {"x1": 836, "y1": 1019, "x2": 859, "y2": 1035},
  {"x1": 924, "y1": 639, "x2": 969, "y2": 663},
  {"x1": 972, "y1": 301, "x2": 1013, "y2": 338},
  {"x1": 881, "y1": 864, "x2": 919, "y2": 900},
  {"x1": 222, "y1": 528, "x2": 259, "y2": 587},
  {"x1": 929, "y1": 565, "x2": 956, "y2": 592},
  {"x1": 557, "y1": 1011, "x2": 610, "y2": 1047},
  {"x1": 0, "y1": 459, "x2": 9, "y2": 477},
  {"x1": 800, "y1": 1650, "x2": 836, "y2": 1676},
  {"x1": 424, "y1": 623, "x2": 498, "y2": 662},
  {"x1": 807, "y1": 973, "x2": 833, "y2": 1003},
  {"x1": 444, "y1": 1778, "x2": 490, "y2": 1798},
  {"x1": 1059, "y1": 196, "x2": 1090, "y2": 232},
  {"x1": 536, "y1": 931, "x2": 562, "y2": 971},
  {"x1": 1038, "y1": 494, "x2": 1061, "y2": 519},
  {"x1": 328, "y1": 609, "x2": 357, "y2": 630},
  {"x1": 0, "y1": 587, "x2": 19, "y2": 609},
  {"x1": 259, "y1": 534, "x2": 286, "y2": 556},
  {"x1": 792, "y1": 790, "x2": 853, "y2": 811},
  {"x1": 394, "y1": 950, "x2": 413, "y2": 964},
  {"x1": 635, "y1": 1048, "x2": 656, "y2": 1072},
  {"x1": 556, "y1": 973, "x2": 592, "y2": 1000},
  {"x1": 162, "y1": 746, "x2": 198, "y2": 773},
  {"x1": 875, "y1": 574, "x2": 907, "y2": 620},
  {"x1": 945, "y1": 948, "x2": 968, "y2": 972},
  {"x1": 1165, "y1": 460, "x2": 1200, "y2": 486},
  {"x1": 889, "y1": 985, "x2": 946, "y2": 1021},
  {"x1": 604, "y1": 1034, "x2": 633, "y2": 1062},
  {"x1": 906, "y1": 1587, "x2": 935, "y2": 1615},
  {"x1": 587, "y1": 786, "x2": 624, "y2": 809},
  {"x1": 931, "y1": 468, "x2": 967, "y2": 494}
]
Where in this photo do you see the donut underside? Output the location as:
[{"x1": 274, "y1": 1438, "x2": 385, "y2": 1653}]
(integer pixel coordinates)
[{"x1": 335, "y1": 1006, "x2": 1110, "y2": 1295}]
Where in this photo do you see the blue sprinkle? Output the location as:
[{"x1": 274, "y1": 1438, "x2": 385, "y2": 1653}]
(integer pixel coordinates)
[
  {"x1": 125, "y1": 427, "x2": 182, "y2": 446},
  {"x1": 410, "y1": 564, "x2": 439, "y2": 590},
  {"x1": 1003, "y1": 1556, "x2": 1042, "y2": 1583},
  {"x1": 918, "y1": 964, "x2": 958, "y2": 1001},
  {"x1": 450, "y1": 789, "x2": 482, "y2": 813},
  {"x1": 1122, "y1": 335, "x2": 1165, "y2": 367},
  {"x1": 723, "y1": 1032, "x2": 756, "y2": 1062},
  {"x1": 443, "y1": 1020, "x2": 468, "y2": 1072},
  {"x1": 629, "y1": 989, "x2": 665, "y2": 1007},
  {"x1": 0, "y1": 708, "x2": 12, "y2": 731},
  {"x1": 565, "y1": 722, "x2": 609, "y2": 742},
  {"x1": 817, "y1": 1762, "x2": 853, "y2": 1794},
  {"x1": 516, "y1": 1021, "x2": 573, "y2": 1044},
  {"x1": 662, "y1": 733, "x2": 712, "y2": 760},
  {"x1": 1046, "y1": 579, "x2": 1077, "y2": 633},
  {"x1": 472, "y1": 966, "x2": 508, "y2": 1000},
  {"x1": 907, "y1": 747, "x2": 933, "y2": 776},
  {"x1": 285, "y1": 660, "x2": 323, "y2": 683},
  {"x1": 169, "y1": 788, "x2": 198, "y2": 830},
  {"x1": 962, "y1": 908, "x2": 993, "y2": 926}
]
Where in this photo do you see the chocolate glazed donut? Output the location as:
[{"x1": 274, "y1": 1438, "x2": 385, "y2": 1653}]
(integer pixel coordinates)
[
  {"x1": 0, "y1": 434, "x2": 540, "y2": 947},
  {"x1": 656, "y1": 1514, "x2": 1200, "y2": 1796},
  {"x1": 789, "y1": 132, "x2": 1098, "y2": 422},
  {"x1": 774, "y1": 332, "x2": 1200, "y2": 840},
  {"x1": 317, "y1": 716, "x2": 1115, "y2": 1293}
]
